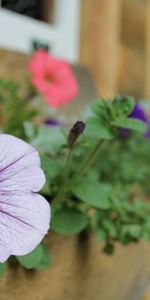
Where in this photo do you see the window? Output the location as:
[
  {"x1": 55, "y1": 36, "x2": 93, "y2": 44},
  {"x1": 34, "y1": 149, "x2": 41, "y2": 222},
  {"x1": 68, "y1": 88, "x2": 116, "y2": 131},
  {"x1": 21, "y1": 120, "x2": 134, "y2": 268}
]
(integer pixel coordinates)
[{"x1": 0, "y1": 0, "x2": 80, "y2": 62}]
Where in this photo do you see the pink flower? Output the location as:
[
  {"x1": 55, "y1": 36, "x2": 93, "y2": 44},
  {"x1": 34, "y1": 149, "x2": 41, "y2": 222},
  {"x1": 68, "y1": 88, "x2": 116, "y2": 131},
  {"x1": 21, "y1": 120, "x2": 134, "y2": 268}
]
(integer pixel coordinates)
[
  {"x1": 28, "y1": 50, "x2": 79, "y2": 108},
  {"x1": 0, "y1": 134, "x2": 50, "y2": 262}
]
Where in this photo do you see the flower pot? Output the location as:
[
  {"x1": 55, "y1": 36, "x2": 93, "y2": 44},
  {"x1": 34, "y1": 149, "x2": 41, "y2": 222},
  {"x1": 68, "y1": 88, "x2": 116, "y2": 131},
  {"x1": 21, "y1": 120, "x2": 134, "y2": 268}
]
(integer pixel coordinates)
[{"x1": 0, "y1": 233, "x2": 150, "y2": 300}]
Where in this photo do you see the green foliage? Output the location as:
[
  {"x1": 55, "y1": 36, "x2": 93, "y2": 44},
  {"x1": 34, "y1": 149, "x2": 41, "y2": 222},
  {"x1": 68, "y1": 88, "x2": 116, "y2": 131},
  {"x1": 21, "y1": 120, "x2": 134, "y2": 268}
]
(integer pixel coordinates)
[
  {"x1": 16, "y1": 244, "x2": 51, "y2": 270},
  {"x1": 85, "y1": 117, "x2": 114, "y2": 139},
  {"x1": 0, "y1": 263, "x2": 7, "y2": 277},
  {"x1": 40, "y1": 154, "x2": 62, "y2": 195},
  {"x1": 23, "y1": 121, "x2": 36, "y2": 140},
  {"x1": 0, "y1": 78, "x2": 150, "y2": 269},
  {"x1": 9, "y1": 92, "x2": 150, "y2": 259},
  {"x1": 91, "y1": 95, "x2": 134, "y2": 119},
  {"x1": 112, "y1": 95, "x2": 135, "y2": 117},
  {"x1": 0, "y1": 79, "x2": 38, "y2": 139},
  {"x1": 91, "y1": 191, "x2": 150, "y2": 249},
  {"x1": 111, "y1": 118, "x2": 147, "y2": 132},
  {"x1": 98, "y1": 135, "x2": 150, "y2": 193},
  {"x1": 71, "y1": 177, "x2": 111, "y2": 209},
  {"x1": 31, "y1": 126, "x2": 66, "y2": 154},
  {"x1": 34, "y1": 246, "x2": 52, "y2": 270},
  {"x1": 51, "y1": 207, "x2": 88, "y2": 234},
  {"x1": 103, "y1": 242, "x2": 114, "y2": 255},
  {"x1": 41, "y1": 155, "x2": 61, "y2": 179}
]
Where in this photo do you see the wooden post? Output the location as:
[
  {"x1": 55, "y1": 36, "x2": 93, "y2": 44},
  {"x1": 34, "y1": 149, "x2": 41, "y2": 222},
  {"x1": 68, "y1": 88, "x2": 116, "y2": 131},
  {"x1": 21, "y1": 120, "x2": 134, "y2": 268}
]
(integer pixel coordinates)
[
  {"x1": 144, "y1": 0, "x2": 150, "y2": 98},
  {"x1": 122, "y1": 0, "x2": 146, "y2": 47},
  {"x1": 80, "y1": 0, "x2": 122, "y2": 98},
  {"x1": 142, "y1": 289, "x2": 150, "y2": 300},
  {"x1": 117, "y1": 0, "x2": 146, "y2": 98}
]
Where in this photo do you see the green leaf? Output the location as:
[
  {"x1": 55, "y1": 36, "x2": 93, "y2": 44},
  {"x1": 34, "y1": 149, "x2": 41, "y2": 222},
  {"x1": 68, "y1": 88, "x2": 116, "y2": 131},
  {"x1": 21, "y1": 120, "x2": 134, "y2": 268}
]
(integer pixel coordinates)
[
  {"x1": 123, "y1": 96, "x2": 135, "y2": 115},
  {"x1": 17, "y1": 244, "x2": 50, "y2": 270},
  {"x1": 85, "y1": 117, "x2": 113, "y2": 139},
  {"x1": 91, "y1": 99, "x2": 106, "y2": 115},
  {"x1": 32, "y1": 126, "x2": 65, "y2": 153},
  {"x1": 23, "y1": 121, "x2": 36, "y2": 140},
  {"x1": 103, "y1": 242, "x2": 114, "y2": 255},
  {"x1": 41, "y1": 181, "x2": 51, "y2": 195},
  {"x1": 142, "y1": 231, "x2": 150, "y2": 241},
  {"x1": 121, "y1": 225, "x2": 141, "y2": 238},
  {"x1": 96, "y1": 229, "x2": 107, "y2": 241},
  {"x1": 51, "y1": 208, "x2": 88, "y2": 235},
  {"x1": 40, "y1": 155, "x2": 61, "y2": 195},
  {"x1": 41, "y1": 154, "x2": 61, "y2": 179},
  {"x1": 35, "y1": 246, "x2": 52, "y2": 270},
  {"x1": 102, "y1": 219, "x2": 118, "y2": 238},
  {"x1": 71, "y1": 178, "x2": 110, "y2": 209},
  {"x1": 113, "y1": 96, "x2": 135, "y2": 117},
  {"x1": 112, "y1": 118, "x2": 147, "y2": 133},
  {"x1": 0, "y1": 263, "x2": 7, "y2": 277}
]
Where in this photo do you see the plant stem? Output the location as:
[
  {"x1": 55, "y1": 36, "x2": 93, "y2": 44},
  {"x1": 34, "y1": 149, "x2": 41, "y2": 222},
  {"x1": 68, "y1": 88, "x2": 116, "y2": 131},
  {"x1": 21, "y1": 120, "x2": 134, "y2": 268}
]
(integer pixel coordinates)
[
  {"x1": 64, "y1": 148, "x2": 73, "y2": 182},
  {"x1": 52, "y1": 148, "x2": 73, "y2": 207},
  {"x1": 53, "y1": 139, "x2": 105, "y2": 209},
  {"x1": 69, "y1": 139, "x2": 105, "y2": 185}
]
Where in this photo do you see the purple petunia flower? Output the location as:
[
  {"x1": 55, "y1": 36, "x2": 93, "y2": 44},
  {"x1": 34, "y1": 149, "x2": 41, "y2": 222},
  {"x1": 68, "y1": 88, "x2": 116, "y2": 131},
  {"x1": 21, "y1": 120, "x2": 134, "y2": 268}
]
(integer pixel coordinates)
[
  {"x1": 0, "y1": 134, "x2": 50, "y2": 262},
  {"x1": 44, "y1": 118, "x2": 64, "y2": 127},
  {"x1": 130, "y1": 103, "x2": 148, "y2": 123},
  {"x1": 130, "y1": 103, "x2": 150, "y2": 137},
  {"x1": 120, "y1": 103, "x2": 150, "y2": 138}
]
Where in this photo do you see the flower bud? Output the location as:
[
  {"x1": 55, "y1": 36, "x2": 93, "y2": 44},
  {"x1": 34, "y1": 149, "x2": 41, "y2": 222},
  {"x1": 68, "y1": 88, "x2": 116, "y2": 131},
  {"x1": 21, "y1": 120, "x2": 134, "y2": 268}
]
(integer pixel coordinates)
[{"x1": 68, "y1": 121, "x2": 85, "y2": 147}]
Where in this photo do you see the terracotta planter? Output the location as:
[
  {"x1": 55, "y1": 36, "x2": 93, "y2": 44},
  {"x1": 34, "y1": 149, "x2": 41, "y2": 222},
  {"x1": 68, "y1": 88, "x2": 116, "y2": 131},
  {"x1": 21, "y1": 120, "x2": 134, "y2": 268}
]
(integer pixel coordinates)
[{"x1": 0, "y1": 233, "x2": 150, "y2": 300}]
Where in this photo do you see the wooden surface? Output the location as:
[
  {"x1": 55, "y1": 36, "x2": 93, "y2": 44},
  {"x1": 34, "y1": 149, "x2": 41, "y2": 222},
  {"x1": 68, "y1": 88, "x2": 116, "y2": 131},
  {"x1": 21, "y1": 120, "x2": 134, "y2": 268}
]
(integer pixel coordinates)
[
  {"x1": 0, "y1": 234, "x2": 150, "y2": 300},
  {"x1": 80, "y1": 0, "x2": 150, "y2": 99},
  {"x1": 118, "y1": 44, "x2": 145, "y2": 97},
  {"x1": 80, "y1": 0, "x2": 121, "y2": 98},
  {"x1": 144, "y1": 0, "x2": 150, "y2": 98},
  {"x1": 121, "y1": 0, "x2": 146, "y2": 47},
  {"x1": 143, "y1": 292, "x2": 150, "y2": 300}
]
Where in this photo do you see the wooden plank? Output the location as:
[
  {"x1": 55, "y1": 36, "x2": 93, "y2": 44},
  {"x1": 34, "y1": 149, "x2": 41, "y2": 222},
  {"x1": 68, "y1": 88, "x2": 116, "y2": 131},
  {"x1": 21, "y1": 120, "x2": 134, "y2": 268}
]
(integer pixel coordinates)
[
  {"x1": 0, "y1": 50, "x2": 28, "y2": 81},
  {"x1": 143, "y1": 291, "x2": 150, "y2": 300},
  {"x1": 118, "y1": 44, "x2": 145, "y2": 97},
  {"x1": 80, "y1": 0, "x2": 122, "y2": 98},
  {"x1": 144, "y1": 0, "x2": 150, "y2": 98},
  {"x1": 121, "y1": 0, "x2": 146, "y2": 48},
  {"x1": 0, "y1": 235, "x2": 150, "y2": 300}
]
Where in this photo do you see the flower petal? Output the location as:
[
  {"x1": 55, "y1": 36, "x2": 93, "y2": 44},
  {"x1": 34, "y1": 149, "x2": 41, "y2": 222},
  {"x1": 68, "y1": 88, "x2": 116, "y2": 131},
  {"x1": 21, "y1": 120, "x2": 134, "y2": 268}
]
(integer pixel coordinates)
[
  {"x1": 0, "y1": 134, "x2": 45, "y2": 192},
  {"x1": 28, "y1": 50, "x2": 49, "y2": 77},
  {"x1": 28, "y1": 50, "x2": 79, "y2": 108},
  {"x1": 0, "y1": 243, "x2": 11, "y2": 263},
  {"x1": 0, "y1": 192, "x2": 50, "y2": 260}
]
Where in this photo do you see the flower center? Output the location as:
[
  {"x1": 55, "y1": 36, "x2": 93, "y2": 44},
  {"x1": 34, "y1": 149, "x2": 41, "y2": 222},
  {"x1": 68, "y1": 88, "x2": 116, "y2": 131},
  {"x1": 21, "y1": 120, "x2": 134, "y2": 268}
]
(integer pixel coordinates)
[{"x1": 45, "y1": 73, "x2": 54, "y2": 84}]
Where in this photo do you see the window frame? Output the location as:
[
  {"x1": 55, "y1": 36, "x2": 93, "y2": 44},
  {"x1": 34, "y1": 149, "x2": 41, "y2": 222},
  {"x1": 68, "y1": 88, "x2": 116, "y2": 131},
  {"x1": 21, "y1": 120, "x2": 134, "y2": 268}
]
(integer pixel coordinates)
[{"x1": 0, "y1": 0, "x2": 80, "y2": 62}]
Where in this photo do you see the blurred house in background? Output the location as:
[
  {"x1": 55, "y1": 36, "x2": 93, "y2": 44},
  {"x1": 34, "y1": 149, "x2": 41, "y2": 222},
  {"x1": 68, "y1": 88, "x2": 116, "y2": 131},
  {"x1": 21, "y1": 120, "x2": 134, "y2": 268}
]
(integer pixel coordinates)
[{"x1": 0, "y1": 0, "x2": 150, "y2": 99}]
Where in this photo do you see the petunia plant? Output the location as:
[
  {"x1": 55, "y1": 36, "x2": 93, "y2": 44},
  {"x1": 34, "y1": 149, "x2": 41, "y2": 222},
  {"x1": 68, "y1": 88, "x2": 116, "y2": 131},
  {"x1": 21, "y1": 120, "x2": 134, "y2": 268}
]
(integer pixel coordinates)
[
  {"x1": 28, "y1": 96, "x2": 150, "y2": 255},
  {"x1": 0, "y1": 52, "x2": 150, "y2": 276}
]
